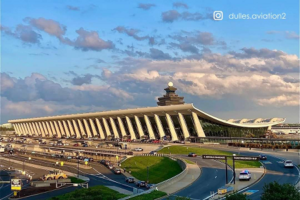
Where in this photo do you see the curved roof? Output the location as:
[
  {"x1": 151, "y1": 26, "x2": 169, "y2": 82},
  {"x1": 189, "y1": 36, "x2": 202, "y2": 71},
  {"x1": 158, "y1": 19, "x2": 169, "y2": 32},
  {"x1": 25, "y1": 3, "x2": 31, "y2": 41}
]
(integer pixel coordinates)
[{"x1": 8, "y1": 104, "x2": 285, "y2": 128}]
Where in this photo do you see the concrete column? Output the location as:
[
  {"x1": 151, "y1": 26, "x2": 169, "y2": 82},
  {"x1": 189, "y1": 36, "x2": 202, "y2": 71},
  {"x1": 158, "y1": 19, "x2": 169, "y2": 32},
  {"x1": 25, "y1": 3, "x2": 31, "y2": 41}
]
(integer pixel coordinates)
[
  {"x1": 20, "y1": 123, "x2": 26, "y2": 134},
  {"x1": 38, "y1": 122, "x2": 45, "y2": 137},
  {"x1": 58, "y1": 121, "x2": 66, "y2": 136},
  {"x1": 49, "y1": 121, "x2": 56, "y2": 136},
  {"x1": 144, "y1": 115, "x2": 155, "y2": 139},
  {"x1": 77, "y1": 119, "x2": 86, "y2": 137},
  {"x1": 72, "y1": 120, "x2": 81, "y2": 138},
  {"x1": 13, "y1": 124, "x2": 19, "y2": 134},
  {"x1": 95, "y1": 118, "x2": 105, "y2": 139},
  {"x1": 45, "y1": 122, "x2": 53, "y2": 136},
  {"x1": 15, "y1": 124, "x2": 22, "y2": 134},
  {"x1": 166, "y1": 114, "x2": 178, "y2": 141},
  {"x1": 42, "y1": 122, "x2": 49, "y2": 137},
  {"x1": 154, "y1": 115, "x2": 165, "y2": 139},
  {"x1": 178, "y1": 113, "x2": 190, "y2": 140},
  {"x1": 192, "y1": 112, "x2": 205, "y2": 137},
  {"x1": 35, "y1": 122, "x2": 41, "y2": 136},
  {"x1": 25, "y1": 123, "x2": 31, "y2": 135},
  {"x1": 63, "y1": 121, "x2": 71, "y2": 137},
  {"x1": 117, "y1": 117, "x2": 127, "y2": 137},
  {"x1": 32, "y1": 122, "x2": 38, "y2": 135},
  {"x1": 67, "y1": 120, "x2": 75, "y2": 137},
  {"x1": 125, "y1": 116, "x2": 136, "y2": 140},
  {"x1": 102, "y1": 118, "x2": 111, "y2": 137},
  {"x1": 89, "y1": 119, "x2": 98, "y2": 138},
  {"x1": 53, "y1": 121, "x2": 61, "y2": 137},
  {"x1": 83, "y1": 119, "x2": 92, "y2": 138},
  {"x1": 20, "y1": 124, "x2": 26, "y2": 134},
  {"x1": 28, "y1": 123, "x2": 35, "y2": 135},
  {"x1": 18, "y1": 124, "x2": 24, "y2": 134},
  {"x1": 134, "y1": 116, "x2": 144, "y2": 138},
  {"x1": 109, "y1": 118, "x2": 119, "y2": 138}
]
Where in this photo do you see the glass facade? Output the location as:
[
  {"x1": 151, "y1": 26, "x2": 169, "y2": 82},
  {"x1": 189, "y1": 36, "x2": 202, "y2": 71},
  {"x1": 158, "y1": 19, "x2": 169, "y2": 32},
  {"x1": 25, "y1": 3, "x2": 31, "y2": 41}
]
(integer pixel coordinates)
[
  {"x1": 114, "y1": 118, "x2": 121, "y2": 138},
  {"x1": 129, "y1": 117, "x2": 139, "y2": 139},
  {"x1": 159, "y1": 116, "x2": 171, "y2": 139},
  {"x1": 121, "y1": 118, "x2": 130, "y2": 136},
  {"x1": 183, "y1": 115, "x2": 197, "y2": 137},
  {"x1": 171, "y1": 115, "x2": 184, "y2": 140},
  {"x1": 148, "y1": 116, "x2": 160, "y2": 139},
  {"x1": 198, "y1": 116, "x2": 267, "y2": 138},
  {"x1": 138, "y1": 117, "x2": 148, "y2": 138}
]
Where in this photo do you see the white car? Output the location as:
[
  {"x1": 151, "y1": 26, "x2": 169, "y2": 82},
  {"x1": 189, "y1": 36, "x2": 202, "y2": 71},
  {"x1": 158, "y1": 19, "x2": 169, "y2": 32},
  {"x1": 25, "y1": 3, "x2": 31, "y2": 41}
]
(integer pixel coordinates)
[
  {"x1": 134, "y1": 148, "x2": 143, "y2": 151},
  {"x1": 284, "y1": 160, "x2": 294, "y2": 168},
  {"x1": 239, "y1": 170, "x2": 251, "y2": 181}
]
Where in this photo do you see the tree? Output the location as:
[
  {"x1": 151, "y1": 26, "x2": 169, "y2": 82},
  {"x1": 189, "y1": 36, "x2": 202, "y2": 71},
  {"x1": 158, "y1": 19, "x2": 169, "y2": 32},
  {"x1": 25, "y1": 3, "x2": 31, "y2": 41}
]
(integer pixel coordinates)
[
  {"x1": 261, "y1": 181, "x2": 300, "y2": 200},
  {"x1": 225, "y1": 192, "x2": 249, "y2": 200}
]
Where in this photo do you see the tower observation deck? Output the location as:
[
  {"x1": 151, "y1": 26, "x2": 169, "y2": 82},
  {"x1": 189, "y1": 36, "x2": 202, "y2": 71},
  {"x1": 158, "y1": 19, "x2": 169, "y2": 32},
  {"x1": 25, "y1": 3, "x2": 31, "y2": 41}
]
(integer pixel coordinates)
[{"x1": 157, "y1": 82, "x2": 185, "y2": 106}]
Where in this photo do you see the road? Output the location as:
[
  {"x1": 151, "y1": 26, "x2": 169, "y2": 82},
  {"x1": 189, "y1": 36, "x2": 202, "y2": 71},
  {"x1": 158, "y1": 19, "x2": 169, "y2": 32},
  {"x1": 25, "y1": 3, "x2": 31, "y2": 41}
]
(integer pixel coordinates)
[
  {"x1": 166, "y1": 156, "x2": 233, "y2": 200},
  {"x1": 169, "y1": 147, "x2": 299, "y2": 200},
  {"x1": 0, "y1": 153, "x2": 141, "y2": 200}
]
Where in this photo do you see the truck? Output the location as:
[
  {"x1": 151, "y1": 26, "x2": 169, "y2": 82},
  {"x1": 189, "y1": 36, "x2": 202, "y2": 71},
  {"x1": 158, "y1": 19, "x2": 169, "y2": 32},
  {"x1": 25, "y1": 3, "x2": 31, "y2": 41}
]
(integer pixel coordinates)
[{"x1": 41, "y1": 170, "x2": 68, "y2": 180}]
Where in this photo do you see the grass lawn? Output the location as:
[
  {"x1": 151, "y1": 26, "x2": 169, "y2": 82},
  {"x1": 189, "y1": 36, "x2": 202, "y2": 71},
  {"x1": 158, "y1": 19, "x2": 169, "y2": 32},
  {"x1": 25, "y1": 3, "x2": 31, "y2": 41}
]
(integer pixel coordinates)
[
  {"x1": 158, "y1": 146, "x2": 261, "y2": 168},
  {"x1": 69, "y1": 176, "x2": 85, "y2": 183},
  {"x1": 129, "y1": 190, "x2": 167, "y2": 200},
  {"x1": 49, "y1": 185, "x2": 128, "y2": 200},
  {"x1": 121, "y1": 156, "x2": 182, "y2": 183}
]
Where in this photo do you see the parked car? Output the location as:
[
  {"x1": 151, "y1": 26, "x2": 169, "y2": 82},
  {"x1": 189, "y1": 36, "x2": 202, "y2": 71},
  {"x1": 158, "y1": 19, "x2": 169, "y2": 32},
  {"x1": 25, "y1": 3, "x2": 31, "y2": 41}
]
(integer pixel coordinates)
[
  {"x1": 152, "y1": 140, "x2": 160, "y2": 143},
  {"x1": 259, "y1": 154, "x2": 267, "y2": 160},
  {"x1": 284, "y1": 160, "x2": 294, "y2": 168},
  {"x1": 73, "y1": 144, "x2": 79, "y2": 147},
  {"x1": 99, "y1": 160, "x2": 106, "y2": 165},
  {"x1": 239, "y1": 170, "x2": 251, "y2": 181},
  {"x1": 125, "y1": 177, "x2": 135, "y2": 183},
  {"x1": 107, "y1": 164, "x2": 113, "y2": 169},
  {"x1": 134, "y1": 147, "x2": 143, "y2": 151},
  {"x1": 113, "y1": 167, "x2": 121, "y2": 174},
  {"x1": 173, "y1": 140, "x2": 180, "y2": 143},
  {"x1": 135, "y1": 181, "x2": 146, "y2": 187},
  {"x1": 149, "y1": 151, "x2": 157, "y2": 155},
  {"x1": 105, "y1": 160, "x2": 111, "y2": 166},
  {"x1": 145, "y1": 183, "x2": 154, "y2": 189},
  {"x1": 188, "y1": 153, "x2": 197, "y2": 157},
  {"x1": 82, "y1": 144, "x2": 88, "y2": 147}
]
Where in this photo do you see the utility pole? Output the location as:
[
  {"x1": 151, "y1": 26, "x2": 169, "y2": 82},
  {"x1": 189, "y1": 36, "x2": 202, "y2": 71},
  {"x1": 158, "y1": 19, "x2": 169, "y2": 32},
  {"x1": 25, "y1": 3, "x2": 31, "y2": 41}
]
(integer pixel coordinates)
[
  {"x1": 77, "y1": 159, "x2": 79, "y2": 178},
  {"x1": 147, "y1": 166, "x2": 149, "y2": 183}
]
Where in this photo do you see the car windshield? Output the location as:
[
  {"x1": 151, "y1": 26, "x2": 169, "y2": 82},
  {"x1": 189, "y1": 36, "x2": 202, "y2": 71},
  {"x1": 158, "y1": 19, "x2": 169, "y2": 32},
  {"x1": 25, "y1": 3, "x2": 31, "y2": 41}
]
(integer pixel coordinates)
[
  {"x1": 240, "y1": 173, "x2": 248, "y2": 175},
  {"x1": 286, "y1": 161, "x2": 292, "y2": 163}
]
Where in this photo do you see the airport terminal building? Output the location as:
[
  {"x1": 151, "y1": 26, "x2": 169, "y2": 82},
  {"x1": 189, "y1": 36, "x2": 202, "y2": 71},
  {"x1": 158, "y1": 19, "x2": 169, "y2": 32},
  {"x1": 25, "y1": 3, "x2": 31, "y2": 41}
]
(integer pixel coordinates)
[{"x1": 8, "y1": 83, "x2": 285, "y2": 141}]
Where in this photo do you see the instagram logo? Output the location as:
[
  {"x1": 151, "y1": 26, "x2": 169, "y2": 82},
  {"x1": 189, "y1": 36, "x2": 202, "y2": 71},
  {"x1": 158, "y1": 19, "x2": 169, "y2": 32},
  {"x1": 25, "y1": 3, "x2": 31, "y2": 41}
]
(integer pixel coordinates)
[{"x1": 213, "y1": 11, "x2": 223, "y2": 20}]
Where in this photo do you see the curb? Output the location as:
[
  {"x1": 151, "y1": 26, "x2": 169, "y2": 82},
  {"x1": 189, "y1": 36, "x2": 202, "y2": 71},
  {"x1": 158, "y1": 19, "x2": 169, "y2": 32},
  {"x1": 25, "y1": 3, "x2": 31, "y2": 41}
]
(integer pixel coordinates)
[
  {"x1": 8, "y1": 184, "x2": 74, "y2": 200},
  {"x1": 155, "y1": 164, "x2": 202, "y2": 200}
]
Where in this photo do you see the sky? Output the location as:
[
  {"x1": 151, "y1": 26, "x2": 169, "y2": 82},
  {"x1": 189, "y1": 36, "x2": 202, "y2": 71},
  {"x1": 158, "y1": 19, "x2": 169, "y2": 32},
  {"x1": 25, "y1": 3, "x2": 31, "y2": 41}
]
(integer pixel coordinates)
[{"x1": 0, "y1": 0, "x2": 299, "y2": 124}]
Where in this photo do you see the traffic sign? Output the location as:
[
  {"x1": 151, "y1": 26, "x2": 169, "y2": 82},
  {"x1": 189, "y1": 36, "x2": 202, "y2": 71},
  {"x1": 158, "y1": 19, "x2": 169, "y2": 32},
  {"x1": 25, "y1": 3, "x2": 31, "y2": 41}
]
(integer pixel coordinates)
[
  {"x1": 11, "y1": 179, "x2": 22, "y2": 191},
  {"x1": 116, "y1": 156, "x2": 119, "y2": 161},
  {"x1": 233, "y1": 156, "x2": 259, "y2": 161},
  {"x1": 85, "y1": 161, "x2": 88, "y2": 165},
  {"x1": 61, "y1": 162, "x2": 64, "y2": 166},
  {"x1": 202, "y1": 155, "x2": 226, "y2": 160}
]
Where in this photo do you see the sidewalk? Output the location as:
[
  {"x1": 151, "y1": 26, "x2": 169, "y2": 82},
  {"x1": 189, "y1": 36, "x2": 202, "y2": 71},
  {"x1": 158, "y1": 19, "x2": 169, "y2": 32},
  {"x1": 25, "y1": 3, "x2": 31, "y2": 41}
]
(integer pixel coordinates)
[{"x1": 159, "y1": 163, "x2": 201, "y2": 194}]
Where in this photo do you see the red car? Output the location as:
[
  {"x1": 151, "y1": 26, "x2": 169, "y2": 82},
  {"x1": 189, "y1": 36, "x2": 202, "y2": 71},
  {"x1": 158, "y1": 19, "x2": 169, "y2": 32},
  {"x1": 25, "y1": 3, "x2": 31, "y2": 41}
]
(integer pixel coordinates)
[
  {"x1": 188, "y1": 153, "x2": 197, "y2": 157},
  {"x1": 73, "y1": 143, "x2": 79, "y2": 147},
  {"x1": 152, "y1": 140, "x2": 160, "y2": 143}
]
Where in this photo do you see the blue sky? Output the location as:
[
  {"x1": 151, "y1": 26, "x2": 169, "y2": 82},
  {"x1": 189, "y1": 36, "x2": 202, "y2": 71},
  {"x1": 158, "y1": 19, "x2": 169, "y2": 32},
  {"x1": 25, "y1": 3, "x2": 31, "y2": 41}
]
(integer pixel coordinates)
[{"x1": 1, "y1": 0, "x2": 299, "y2": 124}]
